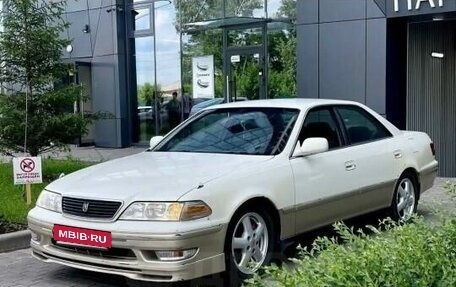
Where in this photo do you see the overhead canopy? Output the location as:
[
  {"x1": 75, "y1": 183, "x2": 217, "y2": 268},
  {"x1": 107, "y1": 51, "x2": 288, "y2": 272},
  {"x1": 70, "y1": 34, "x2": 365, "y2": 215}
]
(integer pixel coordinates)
[{"x1": 182, "y1": 17, "x2": 291, "y2": 32}]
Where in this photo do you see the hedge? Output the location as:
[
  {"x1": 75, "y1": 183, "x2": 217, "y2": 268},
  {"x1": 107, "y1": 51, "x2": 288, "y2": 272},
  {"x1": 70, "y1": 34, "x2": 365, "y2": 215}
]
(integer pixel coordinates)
[{"x1": 245, "y1": 218, "x2": 456, "y2": 287}]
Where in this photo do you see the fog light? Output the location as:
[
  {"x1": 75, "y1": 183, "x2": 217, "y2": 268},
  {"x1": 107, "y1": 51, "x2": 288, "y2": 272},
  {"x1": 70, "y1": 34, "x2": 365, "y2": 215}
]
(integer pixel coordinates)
[
  {"x1": 155, "y1": 248, "x2": 198, "y2": 261},
  {"x1": 30, "y1": 231, "x2": 41, "y2": 242}
]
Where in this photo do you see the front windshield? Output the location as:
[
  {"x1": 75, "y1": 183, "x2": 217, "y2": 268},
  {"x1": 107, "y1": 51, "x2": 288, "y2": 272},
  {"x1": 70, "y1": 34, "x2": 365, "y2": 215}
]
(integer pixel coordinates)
[{"x1": 157, "y1": 107, "x2": 299, "y2": 155}]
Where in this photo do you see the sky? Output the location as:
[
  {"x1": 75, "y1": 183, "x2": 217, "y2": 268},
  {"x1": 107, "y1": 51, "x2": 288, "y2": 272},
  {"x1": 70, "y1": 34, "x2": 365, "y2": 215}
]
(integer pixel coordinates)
[{"x1": 134, "y1": 2, "x2": 181, "y2": 88}]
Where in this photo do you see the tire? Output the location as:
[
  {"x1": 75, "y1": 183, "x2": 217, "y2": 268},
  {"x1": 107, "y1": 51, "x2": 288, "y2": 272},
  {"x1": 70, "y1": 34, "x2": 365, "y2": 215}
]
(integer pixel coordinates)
[
  {"x1": 223, "y1": 208, "x2": 275, "y2": 286},
  {"x1": 388, "y1": 172, "x2": 419, "y2": 222}
]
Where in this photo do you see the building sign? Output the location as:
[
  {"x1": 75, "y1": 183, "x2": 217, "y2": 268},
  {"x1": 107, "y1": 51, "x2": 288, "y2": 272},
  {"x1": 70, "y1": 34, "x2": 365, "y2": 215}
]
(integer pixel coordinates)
[
  {"x1": 393, "y1": 0, "x2": 444, "y2": 12},
  {"x1": 231, "y1": 55, "x2": 241, "y2": 63},
  {"x1": 13, "y1": 157, "x2": 43, "y2": 185},
  {"x1": 192, "y1": 55, "x2": 215, "y2": 99}
]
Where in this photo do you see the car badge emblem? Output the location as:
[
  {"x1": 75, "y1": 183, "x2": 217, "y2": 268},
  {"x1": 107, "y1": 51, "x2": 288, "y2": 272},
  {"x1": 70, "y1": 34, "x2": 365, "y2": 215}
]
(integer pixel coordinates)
[{"x1": 82, "y1": 202, "x2": 89, "y2": 213}]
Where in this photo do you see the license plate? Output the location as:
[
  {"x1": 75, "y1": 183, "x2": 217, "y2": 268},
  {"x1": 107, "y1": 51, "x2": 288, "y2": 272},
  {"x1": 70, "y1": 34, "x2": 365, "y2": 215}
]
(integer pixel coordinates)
[{"x1": 53, "y1": 225, "x2": 112, "y2": 249}]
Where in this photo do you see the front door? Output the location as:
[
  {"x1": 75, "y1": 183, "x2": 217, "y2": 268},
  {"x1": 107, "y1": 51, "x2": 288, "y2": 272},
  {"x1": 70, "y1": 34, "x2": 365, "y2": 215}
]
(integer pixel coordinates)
[
  {"x1": 290, "y1": 106, "x2": 354, "y2": 233},
  {"x1": 226, "y1": 47, "x2": 266, "y2": 102},
  {"x1": 76, "y1": 63, "x2": 94, "y2": 146}
]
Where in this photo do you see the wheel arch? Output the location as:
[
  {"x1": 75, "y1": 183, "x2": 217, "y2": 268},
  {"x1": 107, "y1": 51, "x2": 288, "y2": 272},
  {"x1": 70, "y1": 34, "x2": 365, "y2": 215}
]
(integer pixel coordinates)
[
  {"x1": 227, "y1": 197, "x2": 282, "y2": 245},
  {"x1": 399, "y1": 167, "x2": 421, "y2": 200}
]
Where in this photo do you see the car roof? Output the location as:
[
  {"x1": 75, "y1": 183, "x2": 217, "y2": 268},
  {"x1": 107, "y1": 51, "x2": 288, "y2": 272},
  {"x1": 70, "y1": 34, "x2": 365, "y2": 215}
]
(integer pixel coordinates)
[
  {"x1": 200, "y1": 98, "x2": 401, "y2": 136},
  {"x1": 206, "y1": 98, "x2": 362, "y2": 110}
]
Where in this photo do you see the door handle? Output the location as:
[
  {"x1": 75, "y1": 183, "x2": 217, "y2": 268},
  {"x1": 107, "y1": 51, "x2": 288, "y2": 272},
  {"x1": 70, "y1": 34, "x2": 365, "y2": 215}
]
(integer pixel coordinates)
[
  {"x1": 393, "y1": 150, "x2": 402, "y2": 159},
  {"x1": 345, "y1": 161, "x2": 356, "y2": 171}
]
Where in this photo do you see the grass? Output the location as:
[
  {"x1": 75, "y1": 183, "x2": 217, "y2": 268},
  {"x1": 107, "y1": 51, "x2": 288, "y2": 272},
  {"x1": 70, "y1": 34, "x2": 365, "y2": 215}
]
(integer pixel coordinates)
[{"x1": 0, "y1": 159, "x2": 91, "y2": 223}]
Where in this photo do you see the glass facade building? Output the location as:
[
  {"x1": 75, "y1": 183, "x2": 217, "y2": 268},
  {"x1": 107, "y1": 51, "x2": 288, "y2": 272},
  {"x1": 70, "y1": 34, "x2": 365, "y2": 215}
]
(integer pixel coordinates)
[
  {"x1": 58, "y1": 0, "x2": 456, "y2": 176},
  {"x1": 125, "y1": 0, "x2": 297, "y2": 143},
  {"x1": 37, "y1": 0, "x2": 296, "y2": 147}
]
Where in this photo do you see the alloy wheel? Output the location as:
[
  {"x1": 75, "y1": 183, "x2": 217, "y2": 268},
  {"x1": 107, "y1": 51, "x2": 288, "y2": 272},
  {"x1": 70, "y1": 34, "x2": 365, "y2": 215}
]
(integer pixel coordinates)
[
  {"x1": 396, "y1": 178, "x2": 416, "y2": 221},
  {"x1": 231, "y1": 212, "x2": 269, "y2": 275}
]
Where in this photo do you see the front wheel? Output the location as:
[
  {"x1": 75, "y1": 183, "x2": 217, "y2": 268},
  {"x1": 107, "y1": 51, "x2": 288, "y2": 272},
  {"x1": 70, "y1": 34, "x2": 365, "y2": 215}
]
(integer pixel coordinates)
[
  {"x1": 224, "y1": 209, "x2": 275, "y2": 285},
  {"x1": 389, "y1": 173, "x2": 418, "y2": 222}
]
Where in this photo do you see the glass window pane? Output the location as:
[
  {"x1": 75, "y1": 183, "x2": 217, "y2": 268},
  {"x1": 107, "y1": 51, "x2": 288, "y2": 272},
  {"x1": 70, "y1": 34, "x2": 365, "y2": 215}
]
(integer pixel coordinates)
[
  {"x1": 230, "y1": 54, "x2": 262, "y2": 100},
  {"x1": 154, "y1": 1, "x2": 183, "y2": 134},
  {"x1": 133, "y1": 7, "x2": 151, "y2": 31},
  {"x1": 133, "y1": 36, "x2": 156, "y2": 142},
  {"x1": 267, "y1": 0, "x2": 296, "y2": 20},
  {"x1": 179, "y1": 0, "x2": 224, "y2": 25},
  {"x1": 227, "y1": 27, "x2": 263, "y2": 47},
  {"x1": 338, "y1": 106, "x2": 392, "y2": 144},
  {"x1": 225, "y1": 0, "x2": 266, "y2": 18},
  {"x1": 158, "y1": 107, "x2": 299, "y2": 155},
  {"x1": 0, "y1": 1, "x2": 3, "y2": 33},
  {"x1": 299, "y1": 109, "x2": 342, "y2": 149},
  {"x1": 268, "y1": 21, "x2": 296, "y2": 98}
]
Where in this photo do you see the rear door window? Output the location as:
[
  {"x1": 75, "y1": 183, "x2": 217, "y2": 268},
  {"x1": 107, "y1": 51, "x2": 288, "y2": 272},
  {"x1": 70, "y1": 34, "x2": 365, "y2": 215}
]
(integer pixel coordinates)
[{"x1": 336, "y1": 106, "x2": 392, "y2": 145}]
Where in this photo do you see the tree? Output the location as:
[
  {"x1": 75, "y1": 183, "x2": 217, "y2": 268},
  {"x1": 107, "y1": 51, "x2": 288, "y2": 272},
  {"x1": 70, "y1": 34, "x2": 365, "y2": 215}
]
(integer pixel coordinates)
[
  {"x1": 138, "y1": 82, "x2": 161, "y2": 106},
  {"x1": 268, "y1": 0, "x2": 297, "y2": 98},
  {"x1": 0, "y1": 0, "x2": 105, "y2": 156},
  {"x1": 175, "y1": 0, "x2": 263, "y2": 26}
]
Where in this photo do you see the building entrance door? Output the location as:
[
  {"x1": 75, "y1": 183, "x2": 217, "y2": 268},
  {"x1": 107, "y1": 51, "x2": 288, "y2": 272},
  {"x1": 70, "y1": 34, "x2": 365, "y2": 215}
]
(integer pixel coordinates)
[
  {"x1": 226, "y1": 47, "x2": 266, "y2": 102},
  {"x1": 76, "y1": 62, "x2": 94, "y2": 146},
  {"x1": 223, "y1": 23, "x2": 267, "y2": 102}
]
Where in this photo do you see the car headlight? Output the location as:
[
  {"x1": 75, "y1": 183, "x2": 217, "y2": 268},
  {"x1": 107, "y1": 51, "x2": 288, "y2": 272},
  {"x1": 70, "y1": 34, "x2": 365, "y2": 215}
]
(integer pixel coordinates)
[
  {"x1": 120, "y1": 201, "x2": 211, "y2": 221},
  {"x1": 36, "y1": 190, "x2": 62, "y2": 213}
]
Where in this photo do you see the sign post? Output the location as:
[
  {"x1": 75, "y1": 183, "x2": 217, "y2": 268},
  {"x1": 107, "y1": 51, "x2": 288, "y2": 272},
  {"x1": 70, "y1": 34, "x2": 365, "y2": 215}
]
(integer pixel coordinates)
[
  {"x1": 192, "y1": 55, "x2": 215, "y2": 99},
  {"x1": 25, "y1": 184, "x2": 32, "y2": 205},
  {"x1": 13, "y1": 157, "x2": 43, "y2": 205}
]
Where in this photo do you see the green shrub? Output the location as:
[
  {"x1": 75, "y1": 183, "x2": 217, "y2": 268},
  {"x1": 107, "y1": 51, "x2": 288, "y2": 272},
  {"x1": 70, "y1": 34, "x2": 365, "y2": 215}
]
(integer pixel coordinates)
[
  {"x1": 444, "y1": 181, "x2": 456, "y2": 197},
  {"x1": 245, "y1": 218, "x2": 456, "y2": 287}
]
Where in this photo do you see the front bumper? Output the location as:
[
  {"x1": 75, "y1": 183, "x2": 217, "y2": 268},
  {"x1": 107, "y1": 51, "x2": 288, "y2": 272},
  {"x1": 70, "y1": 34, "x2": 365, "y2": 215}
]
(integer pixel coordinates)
[{"x1": 28, "y1": 208, "x2": 227, "y2": 282}]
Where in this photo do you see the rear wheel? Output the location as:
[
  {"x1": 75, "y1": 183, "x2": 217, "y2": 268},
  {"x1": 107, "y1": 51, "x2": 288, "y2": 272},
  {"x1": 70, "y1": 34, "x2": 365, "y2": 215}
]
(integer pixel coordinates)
[
  {"x1": 389, "y1": 173, "x2": 418, "y2": 222},
  {"x1": 224, "y1": 209, "x2": 275, "y2": 285}
]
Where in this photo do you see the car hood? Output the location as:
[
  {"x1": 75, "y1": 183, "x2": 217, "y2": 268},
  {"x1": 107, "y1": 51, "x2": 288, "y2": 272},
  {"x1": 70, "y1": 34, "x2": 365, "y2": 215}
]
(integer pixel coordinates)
[{"x1": 46, "y1": 152, "x2": 273, "y2": 202}]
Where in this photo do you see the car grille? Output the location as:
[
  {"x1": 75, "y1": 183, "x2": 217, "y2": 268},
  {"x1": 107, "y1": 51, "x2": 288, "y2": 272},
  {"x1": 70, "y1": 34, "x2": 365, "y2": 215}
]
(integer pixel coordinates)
[
  {"x1": 51, "y1": 241, "x2": 136, "y2": 260},
  {"x1": 62, "y1": 197, "x2": 122, "y2": 219}
]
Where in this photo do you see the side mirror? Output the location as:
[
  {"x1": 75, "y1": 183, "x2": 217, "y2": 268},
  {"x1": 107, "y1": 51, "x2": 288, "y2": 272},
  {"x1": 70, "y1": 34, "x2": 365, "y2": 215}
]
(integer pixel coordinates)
[
  {"x1": 293, "y1": 137, "x2": 329, "y2": 157},
  {"x1": 149, "y1": 136, "x2": 164, "y2": 149}
]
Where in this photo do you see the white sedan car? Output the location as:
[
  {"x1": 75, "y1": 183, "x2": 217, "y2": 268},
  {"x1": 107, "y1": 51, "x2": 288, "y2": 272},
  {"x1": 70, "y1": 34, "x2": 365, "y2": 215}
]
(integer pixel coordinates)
[{"x1": 28, "y1": 99, "x2": 438, "y2": 283}]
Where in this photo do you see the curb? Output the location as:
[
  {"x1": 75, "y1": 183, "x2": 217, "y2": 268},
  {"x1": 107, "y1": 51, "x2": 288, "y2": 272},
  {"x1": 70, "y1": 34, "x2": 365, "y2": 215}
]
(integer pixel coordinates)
[{"x1": 0, "y1": 230, "x2": 30, "y2": 253}]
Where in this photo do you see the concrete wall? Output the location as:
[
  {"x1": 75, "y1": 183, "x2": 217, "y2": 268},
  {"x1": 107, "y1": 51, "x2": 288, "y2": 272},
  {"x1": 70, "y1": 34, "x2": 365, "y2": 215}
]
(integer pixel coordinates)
[
  {"x1": 297, "y1": 0, "x2": 387, "y2": 115},
  {"x1": 59, "y1": 0, "x2": 129, "y2": 148}
]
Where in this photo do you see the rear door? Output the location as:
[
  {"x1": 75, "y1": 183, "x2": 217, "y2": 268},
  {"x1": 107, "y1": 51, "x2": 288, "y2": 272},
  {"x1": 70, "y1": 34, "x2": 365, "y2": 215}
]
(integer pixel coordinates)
[{"x1": 334, "y1": 105, "x2": 398, "y2": 212}]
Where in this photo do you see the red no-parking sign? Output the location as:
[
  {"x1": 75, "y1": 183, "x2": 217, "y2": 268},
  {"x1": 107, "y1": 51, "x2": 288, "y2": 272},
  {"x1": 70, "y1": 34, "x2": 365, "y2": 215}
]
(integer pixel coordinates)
[{"x1": 13, "y1": 157, "x2": 43, "y2": 185}]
